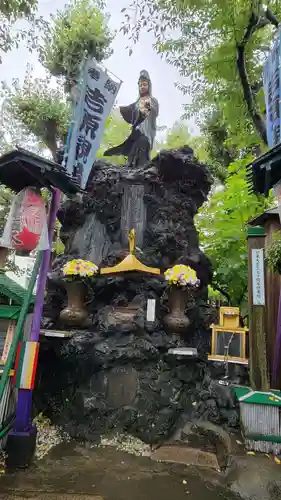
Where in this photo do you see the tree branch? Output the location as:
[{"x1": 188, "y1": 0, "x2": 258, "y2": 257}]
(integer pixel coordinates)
[
  {"x1": 42, "y1": 118, "x2": 58, "y2": 160},
  {"x1": 236, "y1": 13, "x2": 268, "y2": 145},
  {"x1": 212, "y1": 284, "x2": 231, "y2": 304},
  {"x1": 265, "y1": 7, "x2": 279, "y2": 27}
]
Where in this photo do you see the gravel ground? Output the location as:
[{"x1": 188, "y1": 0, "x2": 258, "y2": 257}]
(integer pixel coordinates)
[
  {"x1": 98, "y1": 433, "x2": 151, "y2": 457},
  {"x1": 34, "y1": 414, "x2": 71, "y2": 460},
  {"x1": 34, "y1": 414, "x2": 151, "y2": 460}
]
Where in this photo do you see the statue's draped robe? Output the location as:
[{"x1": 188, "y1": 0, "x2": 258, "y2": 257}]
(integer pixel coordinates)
[{"x1": 104, "y1": 97, "x2": 159, "y2": 168}]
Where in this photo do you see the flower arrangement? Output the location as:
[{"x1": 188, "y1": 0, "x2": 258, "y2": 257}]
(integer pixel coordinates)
[
  {"x1": 164, "y1": 264, "x2": 200, "y2": 287},
  {"x1": 62, "y1": 259, "x2": 98, "y2": 280}
]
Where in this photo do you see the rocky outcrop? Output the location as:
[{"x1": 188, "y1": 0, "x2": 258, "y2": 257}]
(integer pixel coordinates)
[
  {"x1": 53, "y1": 147, "x2": 213, "y2": 280},
  {"x1": 37, "y1": 147, "x2": 245, "y2": 445},
  {"x1": 35, "y1": 331, "x2": 243, "y2": 445}
]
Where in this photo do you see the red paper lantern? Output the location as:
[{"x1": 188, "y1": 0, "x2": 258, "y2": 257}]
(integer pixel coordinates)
[{"x1": 11, "y1": 189, "x2": 47, "y2": 252}]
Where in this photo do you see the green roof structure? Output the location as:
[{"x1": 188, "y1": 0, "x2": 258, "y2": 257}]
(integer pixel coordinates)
[
  {"x1": 0, "y1": 272, "x2": 35, "y2": 319},
  {"x1": 232, "y1": 385, "x2": 281, "y2": 407}
]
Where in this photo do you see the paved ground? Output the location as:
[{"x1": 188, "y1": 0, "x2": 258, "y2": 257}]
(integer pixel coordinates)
[
  {"x1": 0, "y1": 442, "x2": 239, "y2": 500},
  {"x1": 1, "y1": 441, "x2": 281, "y2": 500}
]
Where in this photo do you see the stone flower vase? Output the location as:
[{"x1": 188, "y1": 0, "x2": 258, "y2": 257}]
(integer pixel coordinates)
[
  {"x1": 60, "y1": 280, "x2": 88, "y2": 326},
  {"x1": 163, "y1": 286, "x2": 190, "y2": 339}
]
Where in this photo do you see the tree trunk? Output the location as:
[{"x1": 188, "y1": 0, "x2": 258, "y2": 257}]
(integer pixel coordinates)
[{"x1": 236, "y1": 44, "x2": 268, "y2": 145}]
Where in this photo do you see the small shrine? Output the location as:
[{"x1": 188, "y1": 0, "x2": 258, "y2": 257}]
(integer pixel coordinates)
[{"x1": 208, "y1": 307, "x2": 248, "y2": 365}]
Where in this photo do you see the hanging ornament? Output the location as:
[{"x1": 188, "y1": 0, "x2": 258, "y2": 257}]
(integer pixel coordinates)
[{"x1": 0, "y1": 187, "x2": 49, "y2": 252}]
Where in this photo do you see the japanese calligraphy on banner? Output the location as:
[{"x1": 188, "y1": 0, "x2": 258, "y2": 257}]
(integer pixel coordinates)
[
  {"x1": 251, "y1": 249, "x2": 265, "y2": 306},
  {"x1": 263, "y1": 33, "x2": 281, "y2": 147},
  {"x1": 66, "y1": 58, "x2": 122, "y2": 189},
  {"x1": 273, "y1": 181, "x2": 281, "y2": 222}
]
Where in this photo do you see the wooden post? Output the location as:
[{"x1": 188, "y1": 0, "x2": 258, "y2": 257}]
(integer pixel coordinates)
[{"x1": 247, "y1": 226, "x2": 269, "y2": 390}]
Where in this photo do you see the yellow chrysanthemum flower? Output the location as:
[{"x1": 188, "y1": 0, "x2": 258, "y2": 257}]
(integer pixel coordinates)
[
  {"x1": 62, "y1": 259, "x2": 98, "y2": 278},
  {"x1": 164, "y1": 264, "x2": 200, "y2": 287}
]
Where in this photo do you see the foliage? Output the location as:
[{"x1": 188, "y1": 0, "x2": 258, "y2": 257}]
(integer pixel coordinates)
[
  {"x1": 200, "y1": 107, "x2": 238, "y2": 183},
  {"x1": 123, "y1": 0, "x2": 281, "y2": 147},
  {"x1": 1, "y1": 0, "x2": 113, "y2": 160},
  {"x1": 0, "y1": 188, "x2": 13, "y2": 233},
  {"x1": 156, "y1": 121, "x2": 193, "y2": 150},
  {"x1": 2, "y1": 72, "x2": 71, "y2": 159},
  {"x1": 0, "y1": 99, "x2": 39, "y2": 155},
  {"x1": 207, "y1": 285, "x2": 225, "y2": 302},
  {"x1": 196, "y1": 156, "x2": 273, "y2": 310},
  {"x1": 0, "y1": 0, "x2": 45, "y2": 63},
  {"x1": 266, "y1": 231, "x2": 281, "y2": 275},
  {"x1": 39, "y1": 0, "x2": 113, "y2": 79},
  {"x1": 0, "y1": 0, "x2": 36, "y2": 18}
]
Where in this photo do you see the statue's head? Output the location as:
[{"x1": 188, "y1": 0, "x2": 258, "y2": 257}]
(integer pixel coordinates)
[{"x1": 138, "y1": 70, "x2": 151, "y2": 97}]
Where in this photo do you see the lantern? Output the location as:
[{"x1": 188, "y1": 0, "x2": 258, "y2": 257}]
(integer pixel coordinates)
[{"x1": 0, "y1": 188, "x2": 49, "y2": 253}]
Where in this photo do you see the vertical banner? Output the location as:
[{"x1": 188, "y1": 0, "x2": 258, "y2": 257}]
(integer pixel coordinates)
[
  {"x1": 263, "y1": 34, "x2": 280, "y2": 148},
  {"x1": 66, "y1": 58, "x2": 122, "y2": 189},
  {"x1": 273, "y1": 181, "x2": 281, "y2": 222},
  {"x1": 263, "y1": 54, "x2": 273, "y2": 147}
]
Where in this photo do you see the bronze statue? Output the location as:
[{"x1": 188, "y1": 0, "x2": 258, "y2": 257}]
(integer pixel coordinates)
[{"x1": 104, "y1": 70, "x2": 159, "y2": 167}]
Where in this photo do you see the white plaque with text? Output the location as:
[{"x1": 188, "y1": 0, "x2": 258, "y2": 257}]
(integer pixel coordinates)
[
  {"x1": 146, "y1": 299, "x2": 156, "y2": 322},
  {"x1": 252, "y1": 248, "x2": 265, "y2": 306}
]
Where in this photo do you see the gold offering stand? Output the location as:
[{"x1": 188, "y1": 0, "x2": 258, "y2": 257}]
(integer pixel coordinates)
[
  {"x1": 100, "y1": 229, "x2": 160, "y2": 322},
  {"x1": 208, "y1": 307, "x2": 248, "y2": 366},
  {"x1": 100, "y1": 229, "x2": 160, "y2": 276}
]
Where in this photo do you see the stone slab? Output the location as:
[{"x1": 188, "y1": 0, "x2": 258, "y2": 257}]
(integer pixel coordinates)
[
  {"x1": 151, "y1": 444, "x2": 219, "y2": 470},
  {"x1": 105, "y1": 366, "x2": 138, "y2": 408}
]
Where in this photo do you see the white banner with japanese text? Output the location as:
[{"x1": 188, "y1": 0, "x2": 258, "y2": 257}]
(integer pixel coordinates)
[
  {"x1": 66, "y1": 58, "x2": 122, "y2": 189},
  {"x1": 251, "y1": 248, "x2": 265, "y2": 306}
]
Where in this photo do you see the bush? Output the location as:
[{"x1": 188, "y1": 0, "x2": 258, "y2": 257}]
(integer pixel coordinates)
[{"x1": 266, "y1": 231, "x2": 281, "y2": 275}]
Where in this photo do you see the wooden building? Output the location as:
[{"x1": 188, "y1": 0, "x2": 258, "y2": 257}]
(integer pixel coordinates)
[{"x1": 249, "y1": 207, "x2": 281, "y2": 386}]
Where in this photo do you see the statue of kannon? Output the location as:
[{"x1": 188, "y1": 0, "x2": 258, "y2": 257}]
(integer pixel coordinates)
[{"x1": 103, "y1": 70, "x2": 159, "y2": 168}]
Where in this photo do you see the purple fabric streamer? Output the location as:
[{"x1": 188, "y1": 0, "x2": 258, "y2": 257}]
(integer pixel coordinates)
[
  {"x1": 14, "y1": 188, "x2": 61, "y2": 431},
  {"x1": 273, "y1": 289, "x2": 281, "y2": 386}
]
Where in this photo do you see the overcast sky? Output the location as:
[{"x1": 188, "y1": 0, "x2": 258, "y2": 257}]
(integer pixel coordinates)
[{"x1": 1, "y1": 0, "x2": 196, "y2": 134}]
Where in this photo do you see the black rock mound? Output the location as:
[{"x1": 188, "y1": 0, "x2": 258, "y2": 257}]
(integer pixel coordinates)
[{"x1": 36, "y1": 147, "x2": 244, "y2": 443}]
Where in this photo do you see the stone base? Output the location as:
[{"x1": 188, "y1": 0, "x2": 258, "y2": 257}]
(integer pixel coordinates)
[
  {"x1": 6, "y1": 426, "x2": 37, "y2": 469},
  {"x1": 151, "y1": 444, "x2": 220, "y2": 470},
  {"x1": 34, "y1": 331, "x2": 241, "y2": 445}
]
